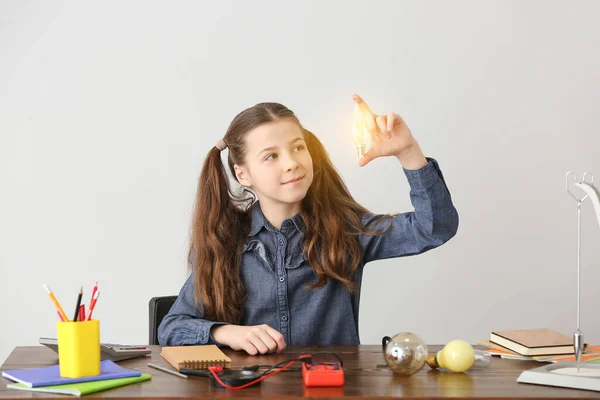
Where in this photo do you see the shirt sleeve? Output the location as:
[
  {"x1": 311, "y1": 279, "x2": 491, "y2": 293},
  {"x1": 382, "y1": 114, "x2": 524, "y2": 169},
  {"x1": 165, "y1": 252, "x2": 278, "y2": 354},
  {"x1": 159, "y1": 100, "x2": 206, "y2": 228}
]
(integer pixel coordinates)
[
  {"x1": 359, "y1": 157, "x2": 459, "y2": 264},
  {"x1": 157, "y1": 274, "x2": 226, "y2": 346}
]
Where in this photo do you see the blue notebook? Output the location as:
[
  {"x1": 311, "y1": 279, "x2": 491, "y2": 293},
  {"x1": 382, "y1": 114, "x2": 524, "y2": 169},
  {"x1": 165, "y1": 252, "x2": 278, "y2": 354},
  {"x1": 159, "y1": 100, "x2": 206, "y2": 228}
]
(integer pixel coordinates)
[{"x1": 1, "y1": 360, "x2": 141, "y2": 387}]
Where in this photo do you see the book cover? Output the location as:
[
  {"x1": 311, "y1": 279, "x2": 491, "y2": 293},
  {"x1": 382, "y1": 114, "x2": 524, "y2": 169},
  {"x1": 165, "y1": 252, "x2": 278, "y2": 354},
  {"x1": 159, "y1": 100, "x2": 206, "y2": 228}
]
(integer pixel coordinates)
[
  {"x1": 477, "y1": 339, "x2": 521, "y2": 355},
  {"x1": 6, "y1": 373, "x2": 151, "y2": 397},
  {"x1": 1, "y1": 359, "x2": 141, "y2": 387},
  {"x1": 160, "y1": 345, "x2": 231, "y2": 370},
  {"x1": 481, "y1": 339, "x2": 600, "y2": 363},
  {"x1": 490, "y1": 328, "x2": 574, "y2": 356}
]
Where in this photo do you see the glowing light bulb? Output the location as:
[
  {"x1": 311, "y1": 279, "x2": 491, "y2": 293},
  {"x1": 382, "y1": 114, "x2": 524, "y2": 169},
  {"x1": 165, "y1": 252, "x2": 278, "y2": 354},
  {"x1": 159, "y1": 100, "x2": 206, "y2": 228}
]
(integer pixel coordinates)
[
  {"x1": 351, "y1": 103, "x2": 369, "y2": 158},
  {"x1": 426, "y1": 340, "x2": 487, "y2": 373}
]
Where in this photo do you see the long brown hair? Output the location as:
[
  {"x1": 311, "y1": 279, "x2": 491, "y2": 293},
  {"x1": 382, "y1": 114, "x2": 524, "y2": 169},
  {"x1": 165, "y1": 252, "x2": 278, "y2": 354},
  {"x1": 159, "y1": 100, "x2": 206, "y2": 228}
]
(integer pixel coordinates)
[{"x1": 190, "y1": 102, "x2": 391, "y2": 324}]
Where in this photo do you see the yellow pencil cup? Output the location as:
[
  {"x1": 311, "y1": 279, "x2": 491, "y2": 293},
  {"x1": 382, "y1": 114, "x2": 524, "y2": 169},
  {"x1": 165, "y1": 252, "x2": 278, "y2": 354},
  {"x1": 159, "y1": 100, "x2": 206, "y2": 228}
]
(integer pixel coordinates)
[{"x1": 56, "y1": 319, "x2": 101, "y2": 378}]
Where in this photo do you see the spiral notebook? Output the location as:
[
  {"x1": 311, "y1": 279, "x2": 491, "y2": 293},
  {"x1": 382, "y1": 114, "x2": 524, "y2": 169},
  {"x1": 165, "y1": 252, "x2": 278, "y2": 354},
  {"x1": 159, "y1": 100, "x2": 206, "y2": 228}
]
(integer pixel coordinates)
[{"x1": 160, "y1": 345, "x2": 231, "y2": 370}]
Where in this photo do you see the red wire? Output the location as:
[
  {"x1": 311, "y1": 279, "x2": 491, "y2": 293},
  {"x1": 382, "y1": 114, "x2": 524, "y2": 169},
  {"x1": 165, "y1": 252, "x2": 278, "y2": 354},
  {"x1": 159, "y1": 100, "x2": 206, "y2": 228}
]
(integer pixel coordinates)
[{"x1": 208, "y1": 360, "x2": 298, "y2": 390}]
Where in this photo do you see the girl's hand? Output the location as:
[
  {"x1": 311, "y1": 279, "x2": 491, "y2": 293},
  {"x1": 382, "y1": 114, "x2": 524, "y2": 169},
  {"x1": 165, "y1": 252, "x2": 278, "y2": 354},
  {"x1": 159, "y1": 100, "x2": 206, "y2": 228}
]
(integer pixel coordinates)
[
  {"x1": 353, "y1": 94, "x2": 427, "y2": 169},
  {"x1": 211, "y1": 324, "x2": 286, "y2": 355}
]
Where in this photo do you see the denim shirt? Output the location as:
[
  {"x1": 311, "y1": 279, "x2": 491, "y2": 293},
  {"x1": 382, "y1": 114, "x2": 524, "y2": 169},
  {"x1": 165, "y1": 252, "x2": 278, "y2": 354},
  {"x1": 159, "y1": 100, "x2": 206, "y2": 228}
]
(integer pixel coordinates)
[{"x1": 158, "y1": 158, "x2": 458, "y2": 346}]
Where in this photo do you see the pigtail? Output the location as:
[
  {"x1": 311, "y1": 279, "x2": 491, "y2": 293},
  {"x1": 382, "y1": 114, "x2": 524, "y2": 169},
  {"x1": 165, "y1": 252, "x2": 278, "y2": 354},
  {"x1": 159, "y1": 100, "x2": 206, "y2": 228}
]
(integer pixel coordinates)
[{"x1": 190, "y1": 147, "x2": 250, "y2": 323}]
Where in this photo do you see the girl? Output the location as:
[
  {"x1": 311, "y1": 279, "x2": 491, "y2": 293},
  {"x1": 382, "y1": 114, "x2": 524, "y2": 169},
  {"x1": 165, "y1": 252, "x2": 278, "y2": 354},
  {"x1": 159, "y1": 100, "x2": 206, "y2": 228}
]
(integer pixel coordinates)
[{"x1": 158, "y1": 95, "x2": 459, "y2": 355}]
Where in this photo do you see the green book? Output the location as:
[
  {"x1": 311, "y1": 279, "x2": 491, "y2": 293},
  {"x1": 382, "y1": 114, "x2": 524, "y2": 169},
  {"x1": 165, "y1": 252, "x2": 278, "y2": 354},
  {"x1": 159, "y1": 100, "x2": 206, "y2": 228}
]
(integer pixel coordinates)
[{"x1": 6, "y1": 373, "x2": 151, "y2": 396}]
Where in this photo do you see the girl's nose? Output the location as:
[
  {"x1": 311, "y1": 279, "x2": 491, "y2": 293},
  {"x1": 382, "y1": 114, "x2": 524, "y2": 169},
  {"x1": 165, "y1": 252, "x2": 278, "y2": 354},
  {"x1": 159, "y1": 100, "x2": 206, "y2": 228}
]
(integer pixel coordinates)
[{"x1": 283, "y1": 153, "x2": 299, "y2": 171}]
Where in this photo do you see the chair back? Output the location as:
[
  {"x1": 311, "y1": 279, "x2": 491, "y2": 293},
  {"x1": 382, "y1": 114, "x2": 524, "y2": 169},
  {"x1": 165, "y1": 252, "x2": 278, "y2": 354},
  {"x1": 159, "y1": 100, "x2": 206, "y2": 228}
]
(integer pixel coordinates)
[{"x1": 148, "y1": 295, "x2": 177, "y2": 345}]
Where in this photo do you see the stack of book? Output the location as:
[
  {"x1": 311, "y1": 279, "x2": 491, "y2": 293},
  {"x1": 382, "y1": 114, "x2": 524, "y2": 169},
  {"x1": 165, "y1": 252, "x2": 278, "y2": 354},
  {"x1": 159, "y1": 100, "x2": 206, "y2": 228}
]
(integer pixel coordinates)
[
  {"x1": 478, "y1": 328, "x2": 600, "y2": 363},
  {"x1": 1, "y1": 360, "x2": 151, "y2": 396}
]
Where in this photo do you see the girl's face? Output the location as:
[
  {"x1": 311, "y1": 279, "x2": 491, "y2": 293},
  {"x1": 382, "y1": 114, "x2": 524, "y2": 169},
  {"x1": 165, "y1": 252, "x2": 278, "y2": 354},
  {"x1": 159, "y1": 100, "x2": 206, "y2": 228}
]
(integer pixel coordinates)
[{"x1": 234, "y1": 119, "x2": 314, "y2": 215}]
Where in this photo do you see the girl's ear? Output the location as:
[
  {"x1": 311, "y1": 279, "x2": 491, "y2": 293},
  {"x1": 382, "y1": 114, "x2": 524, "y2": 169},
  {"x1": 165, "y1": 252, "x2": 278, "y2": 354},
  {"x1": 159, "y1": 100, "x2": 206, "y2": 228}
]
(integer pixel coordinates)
[{"x1": 234, "y1": 164, "x2": 252, "y2": 187}]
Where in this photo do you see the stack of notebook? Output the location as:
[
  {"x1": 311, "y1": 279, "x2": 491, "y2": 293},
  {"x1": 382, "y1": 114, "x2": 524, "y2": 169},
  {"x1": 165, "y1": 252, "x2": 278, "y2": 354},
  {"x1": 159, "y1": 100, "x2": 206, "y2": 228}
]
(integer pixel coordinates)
[
  {"x1": 478, "y1": 328, "x2": 600, "y2": 363},
  {"x1": 2, "y1": 360, "x2": 151, "y2": 396}
]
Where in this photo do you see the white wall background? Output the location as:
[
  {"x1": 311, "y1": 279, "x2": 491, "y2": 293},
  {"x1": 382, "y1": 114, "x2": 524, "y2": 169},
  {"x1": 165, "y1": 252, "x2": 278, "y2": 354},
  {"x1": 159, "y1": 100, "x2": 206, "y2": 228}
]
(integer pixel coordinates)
[{"x1": 1, "y1": 0, "x2": 599, "y2": 365}]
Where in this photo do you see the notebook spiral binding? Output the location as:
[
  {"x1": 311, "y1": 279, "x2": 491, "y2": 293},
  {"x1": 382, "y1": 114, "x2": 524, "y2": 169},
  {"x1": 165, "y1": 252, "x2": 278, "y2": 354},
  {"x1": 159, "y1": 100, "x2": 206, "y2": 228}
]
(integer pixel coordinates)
[{"x1": 182, "y1": 360, "x2": 231, "y2": 369}]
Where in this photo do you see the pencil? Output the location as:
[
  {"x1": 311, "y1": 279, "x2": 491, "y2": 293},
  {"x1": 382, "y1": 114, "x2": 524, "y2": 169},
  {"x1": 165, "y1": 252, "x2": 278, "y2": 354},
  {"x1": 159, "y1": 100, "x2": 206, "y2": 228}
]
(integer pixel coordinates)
[
  {"x1": 43, "y1": 284, "x2": 69, "y2": 322},
  {"x1": 73, "y1": 286, "x2": 83, "y2": 322},
  {"x1": 147, "y1": 363, "x2": 189, "y2": 379}
]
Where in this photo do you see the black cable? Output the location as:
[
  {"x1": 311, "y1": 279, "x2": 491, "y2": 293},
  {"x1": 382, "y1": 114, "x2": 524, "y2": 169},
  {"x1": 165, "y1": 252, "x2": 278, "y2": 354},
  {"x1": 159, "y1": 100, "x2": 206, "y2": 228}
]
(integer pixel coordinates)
[
  {"x1": 246, "y1": 352, "x2": 344, "y2": 377},
  {"x1": 303, "y1": 351, "x2": 344, "y2": 367},
  {"x1": 242, "y1": 364, "x2": 302, "y2": 372},
  {"x1": 259, "y1": 358, "x2": 302, "y2": 376}
]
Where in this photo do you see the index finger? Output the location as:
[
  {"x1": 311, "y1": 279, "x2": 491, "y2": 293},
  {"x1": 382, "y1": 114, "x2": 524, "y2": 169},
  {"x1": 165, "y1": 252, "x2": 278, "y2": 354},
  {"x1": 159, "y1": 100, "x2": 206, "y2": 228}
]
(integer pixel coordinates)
[{"x1": 352, "y1": 94, "x2": 374, "y2": 115}]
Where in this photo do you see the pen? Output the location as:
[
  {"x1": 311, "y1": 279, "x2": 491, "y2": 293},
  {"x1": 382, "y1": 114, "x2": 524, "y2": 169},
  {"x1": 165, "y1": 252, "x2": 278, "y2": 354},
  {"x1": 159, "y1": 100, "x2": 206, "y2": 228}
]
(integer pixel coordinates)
[
  {"x1": 43, "y1": 284, "x2": 69, "y2": 322},
  {"x1": 147, "y1": 363, "x2": 189, "y2": 379},
  {"x1": 56, "y1": 311, "x2": 64, "y2": 322},
  {"x1": 88, "y1": 281, "x2": 98, "y2": 319},
  {"x1": 73, "y1": 286, "x2": 83, "y2": 322},
  {"x1": 87, "y1": 290, "x2": 100, "y2": 320}
]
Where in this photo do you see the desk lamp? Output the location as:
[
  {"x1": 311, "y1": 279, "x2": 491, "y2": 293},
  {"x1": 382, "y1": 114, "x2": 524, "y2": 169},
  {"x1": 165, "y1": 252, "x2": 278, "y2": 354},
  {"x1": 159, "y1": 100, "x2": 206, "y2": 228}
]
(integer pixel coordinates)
[
  {"x1": 517, "y1": 173, "x2": 600, "y2": 391},
  {"x1": 569, "y1": 173, "x2": 600, "y2": 370}
]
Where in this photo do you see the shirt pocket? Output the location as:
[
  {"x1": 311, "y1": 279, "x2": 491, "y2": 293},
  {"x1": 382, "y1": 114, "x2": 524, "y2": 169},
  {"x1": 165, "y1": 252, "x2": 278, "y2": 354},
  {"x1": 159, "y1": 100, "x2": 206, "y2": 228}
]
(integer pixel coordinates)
[
  {"x1": 242, "y1": 240, "x2": 275, "y2": 273},
  {"x1": 285, "y1": 251, "x2": 308, "y2": 270}
]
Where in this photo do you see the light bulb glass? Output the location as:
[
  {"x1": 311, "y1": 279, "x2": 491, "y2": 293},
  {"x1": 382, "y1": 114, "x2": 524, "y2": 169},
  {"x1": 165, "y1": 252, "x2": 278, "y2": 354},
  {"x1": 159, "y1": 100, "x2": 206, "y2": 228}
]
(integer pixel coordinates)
[
  {"x1": 427, "y1": 340, "x2": 475, "y2": 373},
  {"x1": 473, "y1": 349, "x2": 491, "y2": 367},
  {"x1": 351, "y1": 104, "x2": 369, "y2": 158},
  {"x1": 382, "y1": 332, "x2": 428, "y2": 375}
]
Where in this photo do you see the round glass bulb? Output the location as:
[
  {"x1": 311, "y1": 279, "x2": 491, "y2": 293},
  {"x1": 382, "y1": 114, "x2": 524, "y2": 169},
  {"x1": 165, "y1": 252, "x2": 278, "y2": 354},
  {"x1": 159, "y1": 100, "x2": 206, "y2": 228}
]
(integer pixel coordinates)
[{"x1": 383, "y1": 332, "x2": 428, "y2": 375}]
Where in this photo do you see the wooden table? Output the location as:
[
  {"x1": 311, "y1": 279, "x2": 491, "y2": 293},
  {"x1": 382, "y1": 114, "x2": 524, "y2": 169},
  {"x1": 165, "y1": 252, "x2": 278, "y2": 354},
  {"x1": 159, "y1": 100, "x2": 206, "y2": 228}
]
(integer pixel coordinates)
[{"x1": 1, "y1": 345, "x2": 599, "y2": 398}]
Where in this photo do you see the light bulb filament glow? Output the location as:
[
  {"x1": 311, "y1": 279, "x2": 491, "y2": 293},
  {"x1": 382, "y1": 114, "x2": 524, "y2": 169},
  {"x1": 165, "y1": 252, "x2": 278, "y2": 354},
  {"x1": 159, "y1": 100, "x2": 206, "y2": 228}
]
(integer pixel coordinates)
[{"x1": 352, "y1": 105, "x2": 368, "y2": 158}]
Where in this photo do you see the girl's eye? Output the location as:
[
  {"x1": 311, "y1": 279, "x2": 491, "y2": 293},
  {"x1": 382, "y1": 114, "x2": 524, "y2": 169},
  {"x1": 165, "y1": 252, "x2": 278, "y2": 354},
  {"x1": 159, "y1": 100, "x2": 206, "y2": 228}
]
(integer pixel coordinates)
[
  {"x1": 265, "y1": 153, "x2": 277, "y2": 161},
  {"x1": 294, "y1": 145, "x2": 306, "y2": 151}
]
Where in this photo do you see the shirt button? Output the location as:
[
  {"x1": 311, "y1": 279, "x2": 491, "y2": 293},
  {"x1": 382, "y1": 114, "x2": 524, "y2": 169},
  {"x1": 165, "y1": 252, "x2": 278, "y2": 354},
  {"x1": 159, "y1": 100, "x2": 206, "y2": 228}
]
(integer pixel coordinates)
[
  {"x1": 279, "y1": 239, "x2": 284, "y2": 246},
  {"x1": 281, "y1": 315, "x2": 288, "y2": 321},
  {"x1": 279, "y1": 276, "x2": 285, "y2": 283}
]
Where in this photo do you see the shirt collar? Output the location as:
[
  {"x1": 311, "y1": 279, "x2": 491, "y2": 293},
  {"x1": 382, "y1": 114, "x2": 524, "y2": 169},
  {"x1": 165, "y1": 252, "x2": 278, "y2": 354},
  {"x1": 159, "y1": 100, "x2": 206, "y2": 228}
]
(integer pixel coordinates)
[{"x1": 248, "y1": 201, "x2": 306, "y2": 236}]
